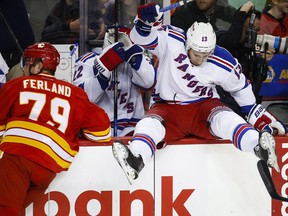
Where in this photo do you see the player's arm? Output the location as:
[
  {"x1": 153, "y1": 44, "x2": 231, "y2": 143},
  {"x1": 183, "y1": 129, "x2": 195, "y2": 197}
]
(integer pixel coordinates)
[
  {"x1": 81, "y1": 96, "x2": 111, "y2": 142},
  {"x1": 243, "y1": 103, "x2": 288, "y2": 135},
  {"x1": 130, "y1": 3, "x2": 163, "y2": 52},
  {"x1": 218, "y1": 54, "x2": 255, "y2": 106},
  {"x1": 227, "y1": 68, "x2": 287, "y2": 135},
  {"x1": 73, "y1": 52, "x2": 107, "y2": 103},
  {"x1": 124, "y1": 45, "x2": 156, "y2": 89},
  {"x1": 93, "y1": 42, "x2": 125, "y2": 86},
  {"x1": 73, "y1": 43, "x2": 125, "y2": 102}
]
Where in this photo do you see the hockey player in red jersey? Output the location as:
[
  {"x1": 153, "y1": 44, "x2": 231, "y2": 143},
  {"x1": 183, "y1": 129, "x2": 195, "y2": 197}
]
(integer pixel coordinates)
[
  {"x1": 0, "y1": 42, "x2": 111, "y2": 215},
  {"x1": 112, "y1": 3, "x2": 288, "y2": 184}
]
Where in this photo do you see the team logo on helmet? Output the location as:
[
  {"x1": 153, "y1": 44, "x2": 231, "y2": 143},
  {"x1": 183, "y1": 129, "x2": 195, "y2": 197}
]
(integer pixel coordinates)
[
  {"x1": 22, "y1": 42, "x2": 60, "y2": 71},
  {"x1": 186, "y1": 22, "x2": 216, "y2": 53}
]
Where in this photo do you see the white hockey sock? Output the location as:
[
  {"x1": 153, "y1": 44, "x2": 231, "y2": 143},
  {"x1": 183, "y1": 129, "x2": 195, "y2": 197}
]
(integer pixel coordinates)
[
  {"x1": 129, "y1": 117, "x2": 165, "y2": 165},
  {"x1": 237, "y1": 129, "x2": 259, "y2": 153},
  {"x1": 129, "y1": 140, "x2": 152, "y2": 165},
  {"x1": 210, "y1": 110, "x2": 259, "y2": 154}
]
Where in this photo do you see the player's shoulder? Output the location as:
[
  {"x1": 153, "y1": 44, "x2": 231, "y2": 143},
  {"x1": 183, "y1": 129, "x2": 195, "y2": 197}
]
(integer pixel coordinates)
[
  {"x1": 162, "y1": 25, "x2": 186, "y2": 44},
  {"x1": 166, "y1": 25, "x2": 185, "y2": 34},
  {"x1": 207, "y1": 45, "x2": 238, "y2": 72},
  {"x1": 210, "y1": 45, "x2": 237, "y2": 64},
  {"x1": 75, "y1": 52, "x2": 98, "y2": 65},
  {"x1": 213, "y1": 45, "x2": 235, "y2": 59}
]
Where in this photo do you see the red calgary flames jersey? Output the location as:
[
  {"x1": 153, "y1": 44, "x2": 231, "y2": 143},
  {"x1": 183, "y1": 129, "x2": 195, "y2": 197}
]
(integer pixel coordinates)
[{"x1": 0, "y1": 73, "x2": 111, "y2": 172}]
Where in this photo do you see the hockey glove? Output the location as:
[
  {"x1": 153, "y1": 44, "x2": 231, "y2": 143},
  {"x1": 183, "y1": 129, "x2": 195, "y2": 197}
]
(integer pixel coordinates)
[
  {"x1": 247, "y1": 104, "x2": 288, "y2": 135},
  {"x1": 98, "y1": 42, "x2": 125, "y2": 71},
  {"x1": 93, "y1": 42, "x2": 125, "y2": 89},
  {"x1": 137, "y1": 3, "x2": 163, "y2": 26},
  {"x1": 124, "y1": 44, "x2": 144, "y2": 70}
]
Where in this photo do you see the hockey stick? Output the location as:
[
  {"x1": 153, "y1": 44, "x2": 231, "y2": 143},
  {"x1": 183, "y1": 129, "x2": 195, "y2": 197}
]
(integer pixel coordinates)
[
  {"x1": 113, "y1": 0, "x2": 119, "y2": 137},
  {"x1": 257, "y1": 160, "x2": 288, "y2": 202},
  {"x1": 0, "y1": 8, "x2": 23, "y2": 55},
  {"x1": 159, "y1": 0, "x2": 193, "y2": 12}
]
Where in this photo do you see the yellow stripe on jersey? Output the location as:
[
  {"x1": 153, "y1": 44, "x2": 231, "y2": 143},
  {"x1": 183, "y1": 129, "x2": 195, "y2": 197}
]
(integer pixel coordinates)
[
  {"x1": 4, "y1": 128, "x2": 75, "y2": 162},
  {"x1": 83, "y1": 126, "x2": 111, "y2": 136},
  {"x1": 3, "y1": 136, "x2": 71, "y2": 169},
  {"x1": 0, "y1": 124, "x2": 5, "y2": 137},
  {"x1": 85, "y1": 135, "x2": 111, "y2": 143},
  {"x1": 83, "y1": 127, "x2": 111, "y2": 142},
  {"x1": 6, "y1": 120, "x2": 77, "y2": 155}
]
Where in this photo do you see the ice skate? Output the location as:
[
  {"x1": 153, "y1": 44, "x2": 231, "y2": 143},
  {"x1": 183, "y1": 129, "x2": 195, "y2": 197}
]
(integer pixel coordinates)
[
  {"x1": 112, "y1": 140, "x2": 145, "y2": 184},
  {"x1": 254, "y1": 131, "x2": 280, "y2": 172}
]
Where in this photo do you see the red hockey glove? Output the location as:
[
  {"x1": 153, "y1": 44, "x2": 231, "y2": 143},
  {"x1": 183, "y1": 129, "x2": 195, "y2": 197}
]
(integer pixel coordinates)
[
  {"x1": 247, "y1": 104, "x2": 288, "y2": 135},
  {"x1": 99, "y1": 42, "x2": 125, "y2": 71}
]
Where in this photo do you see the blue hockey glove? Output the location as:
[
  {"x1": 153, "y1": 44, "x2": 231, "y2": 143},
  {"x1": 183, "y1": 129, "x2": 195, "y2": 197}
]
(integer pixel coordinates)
[
  {"x1": 137, "y1": 3, "x2": 163, "y2": 26},
  {"x1": 135, "y1": 19, "x2": 153, "y2": 36},
  {"x1": 124, "y1": 44, "x2": 144, "y2": 70},
  {"x1": 125, "y1": 44, "x2": 144, "y2": 62},
  {"x1": 247, "y1": 104, "x2": 288, "y2": 135}
]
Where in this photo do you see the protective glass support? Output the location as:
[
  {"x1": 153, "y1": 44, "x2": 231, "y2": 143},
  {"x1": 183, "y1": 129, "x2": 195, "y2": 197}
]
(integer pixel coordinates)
[{"x1": 19, "y1": 57, "x2": 27, "y2": 69}]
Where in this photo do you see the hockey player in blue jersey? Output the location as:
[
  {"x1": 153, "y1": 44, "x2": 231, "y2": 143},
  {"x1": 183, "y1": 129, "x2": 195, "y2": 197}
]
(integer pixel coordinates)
[{"x1": 112, "y1": 3, "x2": 288, "y2": 184}]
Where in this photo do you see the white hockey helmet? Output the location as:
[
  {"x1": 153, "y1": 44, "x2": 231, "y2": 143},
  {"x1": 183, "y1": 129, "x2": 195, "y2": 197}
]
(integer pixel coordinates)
[{"x1": 186, "y1": 22, "x2": 216, "y2": 53}]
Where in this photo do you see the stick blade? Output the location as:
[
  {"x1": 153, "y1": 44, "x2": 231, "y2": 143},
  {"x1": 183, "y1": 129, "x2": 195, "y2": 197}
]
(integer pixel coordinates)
[{"x1": 257, "y1": 160, "x2": 288, "y2": 202}]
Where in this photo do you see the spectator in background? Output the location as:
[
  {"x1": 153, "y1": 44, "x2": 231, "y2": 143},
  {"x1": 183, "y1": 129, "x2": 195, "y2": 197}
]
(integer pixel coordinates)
[
  {"x1": 104, "y1": 0, "x2": 140, "y2": 28},
  {"x1": 41, "y1": 0, "x2": 107, "y2": 44},
  {"x1": 216, "y1": 2, "x2": 258, "y2": 60},
  {"x1": 73, "y1": 27, "x2": 155, "y2": 136},
  {"x1": 171, "y1": 0, "x2": 236, "y2": 33},
  {"x1": 214, "y1": 2, "x2": 275, "y2": 115},
  {"x1": 0, "y1": 42, "x2": 111, "y2": 215},
  {"x1": 0, "y1": 0, "x2": 35, "y2": 68},
  {"x1": 259, "y1": 0, "x2": 288, "y2": 37},
  {"x1": 86, "y1": 0, "x2": 109, "y2": 40},
  {"x1": 0, "y1": 53, "x2": 9, "y2": 87},
  {"x1": 41, "y1": 0, "x2": 80, "y2": 44}
]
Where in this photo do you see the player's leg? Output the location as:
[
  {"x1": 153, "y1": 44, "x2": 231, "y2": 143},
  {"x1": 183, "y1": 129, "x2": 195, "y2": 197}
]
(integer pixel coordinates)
[
  {"x1": 112, "y1": 115, "x2": 165, "y2": 184},
  {"x1": 210, "y1": 110, "x2": 279, "y2": 171},
  {"x1": 0, "y1": 153, "x2": 30, "y2": 215},
  {"x1": 112, "y1": 103, "x2": 186, "y2": 183},
  {"x1": 24, "y1": 163, "x2": 56, "y2": 207}
]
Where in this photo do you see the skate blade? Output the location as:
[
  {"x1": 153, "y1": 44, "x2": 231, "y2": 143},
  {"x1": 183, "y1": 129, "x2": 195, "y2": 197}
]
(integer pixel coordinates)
[
  {"x1": 261, "y1": 132, "x2": 280, "y2": 173},
  {"x1": 112, "y1": 142, "x2": 135, "y2": 185}
]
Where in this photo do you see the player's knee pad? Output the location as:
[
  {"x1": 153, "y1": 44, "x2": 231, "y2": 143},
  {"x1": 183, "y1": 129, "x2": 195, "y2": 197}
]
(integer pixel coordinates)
[
  {"x1": 143, "y1": 113, "x2": 166, "y2": 127},
  {"x1": 210, "y1": 110, "x2": 247, "y2": 140},
  {"x1": 134, "y1": 114, "x2": 166, "y2": 147}
]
